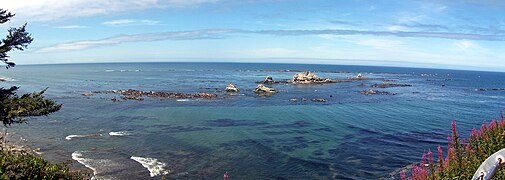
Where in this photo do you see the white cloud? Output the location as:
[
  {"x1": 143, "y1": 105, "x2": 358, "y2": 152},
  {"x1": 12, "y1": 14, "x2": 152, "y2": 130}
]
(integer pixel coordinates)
[
  {"x1": 0, "y1": 0, "x2": 220, "y2": 22},
  {"x1": 454, "y1": 40, "x2": 478, "y2": 50},
  {"x1": 37, "y1": 29, "x2": 235, "y2": 53},
  {"x1": 102, "y1": 19, "x2": 161, "y2": 27},
  {"x1": 388, "y1": 25, "x2": 408, "y2": 32},
  {"x1": 244, "y1": 48, "x2": 300, "y2": 57},
  {"x1": 355, "y1": 38, "x2": 404, "y2": 50},
  {"x1": 55, "y1": 25, "x2": 88, "y2": 29}
]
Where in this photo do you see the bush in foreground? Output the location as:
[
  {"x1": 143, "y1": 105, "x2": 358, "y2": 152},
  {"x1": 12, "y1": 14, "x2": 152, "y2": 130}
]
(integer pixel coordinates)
[
  {"x1": 0, "y1": 146, "x2": 82, "y2": 179},
  {"x1": 402, "y1": 111, "x2": 505, "y2": 179}
]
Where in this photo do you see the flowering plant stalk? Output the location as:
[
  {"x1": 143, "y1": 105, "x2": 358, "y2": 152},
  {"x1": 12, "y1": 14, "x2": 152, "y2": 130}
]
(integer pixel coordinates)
[{"x1": 402, "y1": 111, "x2": 505, "y2": 180}]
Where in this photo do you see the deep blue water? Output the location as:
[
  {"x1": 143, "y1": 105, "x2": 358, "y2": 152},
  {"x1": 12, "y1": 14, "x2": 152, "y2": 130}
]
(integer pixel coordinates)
[{"x1": 1, "y1": 62, "x2": 505, "y2": 179}]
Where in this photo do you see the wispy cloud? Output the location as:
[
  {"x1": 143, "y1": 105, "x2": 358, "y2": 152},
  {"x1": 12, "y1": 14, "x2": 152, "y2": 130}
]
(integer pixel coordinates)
[
  {"x1": 102, "y1": 19, "x2": 161, "y2": 27},
  {"x1": 328, "y1": 20, "x2": 359, "y2": 26},
  {"x1": 37, "y1": 29, "x2": 235, "y2": 53},
  {"x1": 244, "y1": 48, "x2": 300, "y2": 56},
  {"x1": 38, "y1": 28, "x2": 505, "y2": 53},
  {"x1": 0, "y1": 0, "x2": 220, "y2": 22},
  {"x1": 55, "y1": 25, "x2": 88, "y2": 29},
  {"x1": 249, "y1": 29, "x2": 505, "y2": 41}
]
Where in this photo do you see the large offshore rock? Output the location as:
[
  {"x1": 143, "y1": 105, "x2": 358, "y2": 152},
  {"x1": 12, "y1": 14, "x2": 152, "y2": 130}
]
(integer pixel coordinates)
[{"x1": 290, "y1": 72, "x2": 332, "y2": 84}]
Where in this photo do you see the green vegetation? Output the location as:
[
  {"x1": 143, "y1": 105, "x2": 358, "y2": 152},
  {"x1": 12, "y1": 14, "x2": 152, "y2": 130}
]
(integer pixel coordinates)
[
  {"x1": 403, "y1": 112, "x2": 505, "y2": 179},
  {"x1": 0, "y1": 146, "x2": 82, "y2": 179},
  {"x1": 1, "y1": 8, "x2": 82, "y2": 179}
]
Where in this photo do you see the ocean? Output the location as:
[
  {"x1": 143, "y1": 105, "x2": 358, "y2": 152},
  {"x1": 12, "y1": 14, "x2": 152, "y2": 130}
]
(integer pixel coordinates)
[{"x1": 1, "y1": 62, "x2": 504, "y2": 179}]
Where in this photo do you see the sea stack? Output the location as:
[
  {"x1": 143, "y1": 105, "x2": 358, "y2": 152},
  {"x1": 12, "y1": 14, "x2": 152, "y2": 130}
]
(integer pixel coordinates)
[
  {"x1": 225, "y1": 83, "x2": 239, "y2": 92},
  {"x1": 291, "y1": 71, "x2": 332, "y2": 84},
  {"x1": 356, "y1": 73, "x2": 364, "y2": 79}
]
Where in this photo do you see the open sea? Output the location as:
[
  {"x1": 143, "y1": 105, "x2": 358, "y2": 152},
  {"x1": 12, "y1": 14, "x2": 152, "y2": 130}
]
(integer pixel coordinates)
[{"x1": 1, "y1": 62, "x2": 505, "y2": 179}]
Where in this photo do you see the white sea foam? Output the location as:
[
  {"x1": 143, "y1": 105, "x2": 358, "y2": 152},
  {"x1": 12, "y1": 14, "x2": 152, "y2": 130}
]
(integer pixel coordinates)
[
  {"x1": 72, "y1": 151, "x2": 98, "y2": 179},
  {"x1": 177, "y1": 99, "x2": 190, "y2": 102},
  {"x1": 108, "y1": 131, "x2": 131, "y2": 136},
  {"x1": 65, "y1": 134, "x2": 102, "y2": 140},
  {"x1": 130, "y1": 156, "x2": 169, "y2": 177},
  {"x1": 72, "y1": 151, "x2": 116, "y2": 180},
  {"x1": 0, "y1": 76, "x2": 17, "y2": 81}
]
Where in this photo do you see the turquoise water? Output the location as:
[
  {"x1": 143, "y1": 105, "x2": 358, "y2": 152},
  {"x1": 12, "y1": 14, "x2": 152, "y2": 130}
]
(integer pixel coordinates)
[{"x1": 1, "y1": 62, "x2": 505, "y2": 179}]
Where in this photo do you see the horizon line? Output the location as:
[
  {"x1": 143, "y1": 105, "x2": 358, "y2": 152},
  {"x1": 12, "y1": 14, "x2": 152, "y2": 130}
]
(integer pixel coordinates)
[{"x1": 11, "y1": 60, "x2": 505, "y2": 73}]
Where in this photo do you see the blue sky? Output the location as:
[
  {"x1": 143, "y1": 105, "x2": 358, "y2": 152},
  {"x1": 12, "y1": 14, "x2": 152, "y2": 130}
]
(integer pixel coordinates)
[{"x1": 1, "y1": 0, "x2": 505, "y2": 71}]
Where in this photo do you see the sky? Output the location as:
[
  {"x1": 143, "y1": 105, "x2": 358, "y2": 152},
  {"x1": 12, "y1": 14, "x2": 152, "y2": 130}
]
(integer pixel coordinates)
[{"x1": 1, "y1": 0, "x2": 505, "y2": 71}]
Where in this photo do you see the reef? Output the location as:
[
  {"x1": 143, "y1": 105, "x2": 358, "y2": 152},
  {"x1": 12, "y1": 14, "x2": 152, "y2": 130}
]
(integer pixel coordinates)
[
  {"x1": 94, "y1": 89, "x2": 217, "y2": 101},
  {"x1": 476, "y1": 88, "x2": 505, "y2": 91},
  {"x1": 360, "y1": 89, "x2": 396, "y2": 95},
  {"x1": 371, "y1": 83, "x2": 412, "y2": 88}
]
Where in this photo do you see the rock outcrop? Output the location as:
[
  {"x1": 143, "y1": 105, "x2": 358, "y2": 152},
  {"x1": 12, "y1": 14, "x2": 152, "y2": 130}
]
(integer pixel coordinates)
[
  {"x1": 356, "y1": 73, "x2": 365, "y2": 79},
  {"x1": 225, "y1": 83, "x2": 239, "y2": 92},
  {"x1": 290, "y1": 72, "x2": 332, "y2": 84},
  {"x1": 254, "y1": 84, "x2": 277, "y2": 94},
  {"x1": 262, "y1": 76, "x2": 277, "y2": 84}
]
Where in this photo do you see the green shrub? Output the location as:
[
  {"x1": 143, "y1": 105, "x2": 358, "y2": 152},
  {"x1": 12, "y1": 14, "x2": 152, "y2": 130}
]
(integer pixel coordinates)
[{"x1": 0, "y1": 147, "x2": 82, "y2": 179}]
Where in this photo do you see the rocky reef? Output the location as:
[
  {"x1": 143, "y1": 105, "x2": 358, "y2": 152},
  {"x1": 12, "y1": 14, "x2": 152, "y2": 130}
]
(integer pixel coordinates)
[
  {"x1": 225, "y1": 83, "x2": 239, "y2": 92},
  {"x1": 476, "y1": 88, "x2": 505, "y2": 91},
  {"x1": 289, "y1": 98, "x2": 328, "y2": 102},
  {"x1": 360, "y1": 89, "x2": 395, "y2": 95},
  {"x1": 371, "y1": 83, "x2": 412, "y2": 88},
  {"x1": 94, "y1": 89, "x2": 217, "y2": 101}
]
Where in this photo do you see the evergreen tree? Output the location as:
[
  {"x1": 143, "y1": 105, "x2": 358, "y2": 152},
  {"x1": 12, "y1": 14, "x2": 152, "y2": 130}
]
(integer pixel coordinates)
[{"x1": 0, "y1": 8, "x2": 61, "y2": 126}]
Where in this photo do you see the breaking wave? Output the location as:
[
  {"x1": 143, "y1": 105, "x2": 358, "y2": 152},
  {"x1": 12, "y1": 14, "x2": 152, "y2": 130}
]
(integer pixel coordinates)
[{"x1": 130, "y1": 156, "x2": 170, "y2": 177}]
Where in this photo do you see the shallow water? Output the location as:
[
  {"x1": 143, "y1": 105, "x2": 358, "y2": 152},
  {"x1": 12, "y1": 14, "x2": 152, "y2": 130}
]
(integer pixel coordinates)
[{"x1": 2, "y1": 62, "x2": 505, "y2": 179}]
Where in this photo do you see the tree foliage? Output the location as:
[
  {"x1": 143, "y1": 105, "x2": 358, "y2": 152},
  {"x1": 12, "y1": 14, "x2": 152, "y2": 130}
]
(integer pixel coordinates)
[
  {"x1": 0, "y1": 87, "x2": 62, "y2": 126},
  {"x1": 0, "y1": 8, "x2": 60, "y2": 126},
  {"x1": 1, "y1": 9, "x2": 33, "y2": 69}
]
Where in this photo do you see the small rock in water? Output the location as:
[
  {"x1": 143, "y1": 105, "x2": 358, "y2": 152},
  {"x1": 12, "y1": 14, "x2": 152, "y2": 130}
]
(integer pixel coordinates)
[
  {"x1": 225, "y1": 83, "x2": 239, "y2": 92},
  {"x1": 311, "y1": 98, "x2": 328, "y2": 102},
  {"x1": 254, "y1": 84, "x2": 277, "y2": 94}
]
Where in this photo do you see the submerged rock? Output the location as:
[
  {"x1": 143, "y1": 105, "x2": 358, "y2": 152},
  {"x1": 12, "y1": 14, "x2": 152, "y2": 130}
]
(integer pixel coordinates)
[
  {"x1": 82, "y1": 91, "x2": 94, "y2": 96},
  {"x1": 360, "y1": 89, "x2": 395, "y2": 95},
  {"x1": 225, "y1": 83, "x2": 239, "y2": 92},
  {"x1": 476, "y1": 88, "x2": 505, "y2": 91},
  {"x1": 311, "y1": 98, "x2": 328, "y2": 102}
]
